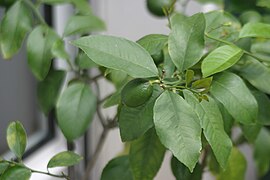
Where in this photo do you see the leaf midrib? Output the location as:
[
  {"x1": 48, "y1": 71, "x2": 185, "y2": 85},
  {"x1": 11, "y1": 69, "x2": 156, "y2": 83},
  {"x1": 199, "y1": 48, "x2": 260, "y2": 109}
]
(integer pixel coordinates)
[{"x1": 78, "y1": 44, "x2": 157, "y2": 76}]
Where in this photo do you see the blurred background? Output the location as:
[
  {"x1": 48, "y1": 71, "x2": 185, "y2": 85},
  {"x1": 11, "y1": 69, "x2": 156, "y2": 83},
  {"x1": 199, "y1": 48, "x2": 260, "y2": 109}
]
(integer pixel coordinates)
[{"x1": 0, "y1": 0, "x2": 258, "y2": 179}]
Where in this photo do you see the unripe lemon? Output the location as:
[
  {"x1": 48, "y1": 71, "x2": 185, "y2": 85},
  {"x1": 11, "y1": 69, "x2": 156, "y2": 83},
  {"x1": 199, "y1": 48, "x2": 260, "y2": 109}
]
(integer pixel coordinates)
[
  {"x1": 146, "y1": 0, "x2": 174, "y2": 17},
  {"x1": 121, "y1": 78, "x2": 153, "y2": 107}
]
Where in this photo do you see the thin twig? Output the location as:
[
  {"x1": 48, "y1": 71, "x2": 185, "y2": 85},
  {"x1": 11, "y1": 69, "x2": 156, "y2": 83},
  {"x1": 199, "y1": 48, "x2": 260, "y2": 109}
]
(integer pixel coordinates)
[{"x1": 83, "y1": 128, "x2": 109, "y2": 180}]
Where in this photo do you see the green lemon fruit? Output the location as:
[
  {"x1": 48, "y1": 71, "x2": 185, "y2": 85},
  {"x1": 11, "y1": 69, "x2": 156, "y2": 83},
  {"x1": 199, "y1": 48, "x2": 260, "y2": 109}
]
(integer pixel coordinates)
[
  {"x1": 146, "y1": 0, "x2": 174, "y2": 17},
  {"x1": 239, "y1": 11, "x2": 262, "y2": 24},
  {"x1": 121, "y1": 78, "x2": 153, "y2": 107}
]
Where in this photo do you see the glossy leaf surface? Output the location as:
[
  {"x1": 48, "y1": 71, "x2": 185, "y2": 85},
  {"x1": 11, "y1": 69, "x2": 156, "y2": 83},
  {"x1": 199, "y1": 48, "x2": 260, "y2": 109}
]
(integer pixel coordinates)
[
  {"x1": 47, "y1": 151, "x2": 83, "y2": 168},
  {"x1": 202, "y1": 45, "x2": 243, "y2": 77},
  {"x1": 6, "y1": 121, "x2": 27, "y2": 159}
]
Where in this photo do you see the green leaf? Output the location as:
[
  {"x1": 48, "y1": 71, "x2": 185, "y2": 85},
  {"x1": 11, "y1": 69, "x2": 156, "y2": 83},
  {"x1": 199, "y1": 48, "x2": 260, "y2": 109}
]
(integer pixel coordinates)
[
  {"x1": 204, "y1": 10, "x2": 241, "y2": 46},
  {"x1": 51, "y1": 39, "x2": 70, "y2": 60},
  {"x1": 185, "y1": 70, "x2": 194, "y2": 86},
  {"x1": 216, "y1": 101, "x2": 234, "y2": 136},
  {"x1": 241, "y1": 123, "x2": 261, "y2": 143},
  {"x1": 239, "y1": 58, "x2": 270, "y2": 94},
  {"x1": 72, "y1": 0, "x2": 92, "y2": 15},
  {"x1": 63, "y1": 15, "x2": 105, "y2": 37},
  {"x1": 254, "y1": 128, "x2": 270, "y2": 177},
  {"x1": 168, "y1": 13, "x2": 205, "y2": 72},
  {"x1": 239, "y1": 22, "x2": 270, "y2": 39},
  {"x1": 163, "y1": 47, "x2": 175, "y2": 78},
  {"x1": 56, "y1": 82, "x2": 97, "y2": 141},
  {"x1": 171, "y1": 156, "x2": 202, "y2": 180},
  {"x1": 119, "y1": 85, "x2": 162, "y2": 141},
  {"x1": 1, "y1": 166, "x2": 31, "y2": 180},
  {"x1": 257, "y1": 0, "x2": 270, "y2": 8},
  {"x1": 137, "y1": 34, "x2": 168, "y2": 55},
  {"x1": 251, "y1": 41, "x2": 270, "y2": 62},
  {"x1": 75, "y1": 52, "x2": 98, "y2": 69},
  {"x1": 191, "y1": 77, "x2": 213, "y2": 92},
  {"x1": 129, "y1": 128, "x2": 165, "y2": 180},
  {"x1": 184, "y1": 91, "x2": 232, "y2": 169},
  {"x1": 47, "y1": 151, "x2": 83, "y2": 168},
  {"x1": 0, "y1": 162, "x2": 9, "y2": 175},
  {"x1": 6, "y1": 121, "x2": 27, "y2": 159},
  {"x1": 154, "y1": 91, "x2": 201, "y2": 172},
  {"x1": 202, "y1": 45, "x2": 243, "y2": 77},
  {"x1": 72, "y1": 35, "x2": 158, "y2": 78},
  {"x1": 252, "y1": 91, "x2": 270, "y2": 125},
  {"x1": 103, "y1": 90, "x2": 121, "y2": 108},
  {"x1": 217, "y1": 147, "x2": 247, "y2": 180},
  {"x1": 0, "y1": 1, "x2": 32, "y2": 59},
  {"x1": 37, "y1": 70, "x2": 66, "y2": 114},
  {"x1": 27, "y1": 25, "x2": 60, "y2": 80},
  {"x1": 210, "y1": 72, "x2": 258, "y2": 124},
  {"x1": 101, "y1": 156, "x2": 133, "y2": 180}
]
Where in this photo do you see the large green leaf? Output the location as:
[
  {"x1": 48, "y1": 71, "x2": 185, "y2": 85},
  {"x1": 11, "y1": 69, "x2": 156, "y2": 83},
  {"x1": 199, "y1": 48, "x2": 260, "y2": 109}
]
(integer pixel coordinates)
[
  {"x1": 119, "y1": 85, "x2": 162, "y2": 141},
  {"x1": 239, "y1": 22, "x2": 270, "y2": 39},
  {"x1": 129, "y1": 128, "x2": 165, "y2": 180},
  {"x1": 239, "y1": 58, "x2": 270, "y2": 94},
  {"x1": 27, "y1": 25, "x2": 60, "y2": 80},
  {"x1": 101, "y1": 156, "x2": 133, "y2": 180},
  {"x1": 0, "y1": 1, "x2": 32, "y2": 59},
  {"x1": 37, "y1": 70, "x2": 66, "y2": 115},
  {"x1": 72, "y1": 35, "x2": 158, "y2": 78},
  {"x1": 56, "y1": 82, "x2": 97, "y2": 141},
  {"x1": 6, "y1": 121, "x2": 27, "y2": 159},
  {"x1": 137, "y1": 34, "x2": 168, "y2": 55},
  {"x1": 257, "y1": 0, "x2": 270, "y2": 8},
  {"x1": 47, "y1": 151, "x2": 83, "y2": 168},
  {"x1": 184, "y1": 91, "x2": 232, "y2": 169},
  {"x1": 63, "y1": 15, "x2": 105, "y2": 37},
  {"x1": 1, "y1": 166, "x2": 31, "y2": 180},
  {"x1": 252, "y1": 91, "x2": 270, "y2": 125},
  {"x1": 210, "y1": 72, "x2": 258, "y2": 124},
  {"x1": 202, "y1": 45, "x2": 243, "y2": 77},
  {"x1": 254, "y1": 128, "x2": 270, "y2": 177},
  {"x1": 171, "y1": 156, "x2": 202, "y2": 180},
  {"x1": 154, "y1": 91, "x2": 201, "y2": 172},
  {"x1": 217, "y1": 147, "x2": 247, "y2": 180},
  {"x1": 168, "y1": 13, "x2": 205, "y2": 72}
]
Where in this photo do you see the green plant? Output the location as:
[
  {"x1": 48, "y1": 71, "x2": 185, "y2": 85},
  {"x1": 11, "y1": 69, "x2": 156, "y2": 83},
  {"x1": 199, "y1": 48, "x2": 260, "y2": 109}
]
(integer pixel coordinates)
[{"x1": 1, "y1": 0, "x2": 270, "y2": 179}]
